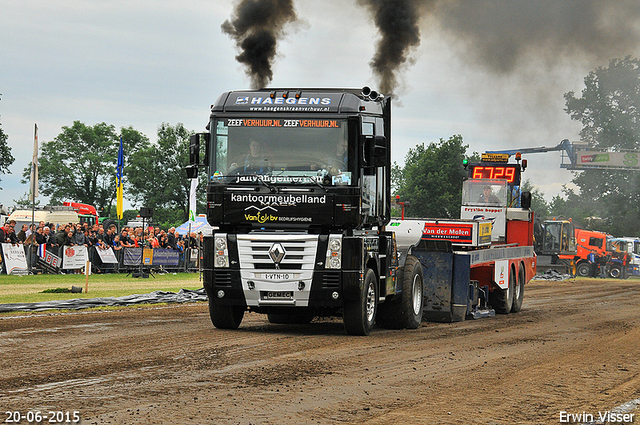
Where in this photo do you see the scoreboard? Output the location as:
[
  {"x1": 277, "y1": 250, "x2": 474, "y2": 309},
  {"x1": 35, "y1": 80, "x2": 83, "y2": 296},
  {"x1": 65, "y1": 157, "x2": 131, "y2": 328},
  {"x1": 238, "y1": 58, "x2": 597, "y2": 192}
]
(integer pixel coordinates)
[{"x1": 468, "y1": 163, "x2": 521, "y2": 185}]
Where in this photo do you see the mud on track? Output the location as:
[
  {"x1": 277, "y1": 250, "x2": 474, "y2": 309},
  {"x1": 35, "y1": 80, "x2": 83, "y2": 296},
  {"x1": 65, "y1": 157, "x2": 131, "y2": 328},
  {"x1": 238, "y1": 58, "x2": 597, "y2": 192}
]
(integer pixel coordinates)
[{"x1": 2, "y1": 278, "x2": 640, "y2": 424}]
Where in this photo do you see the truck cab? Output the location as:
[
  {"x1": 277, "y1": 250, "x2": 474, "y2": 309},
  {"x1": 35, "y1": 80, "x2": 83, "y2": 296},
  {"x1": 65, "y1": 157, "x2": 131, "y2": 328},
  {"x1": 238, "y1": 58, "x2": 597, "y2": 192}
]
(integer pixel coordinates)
[{"x1": 190, "y1": 87, "x2": 403, "y2": 335}]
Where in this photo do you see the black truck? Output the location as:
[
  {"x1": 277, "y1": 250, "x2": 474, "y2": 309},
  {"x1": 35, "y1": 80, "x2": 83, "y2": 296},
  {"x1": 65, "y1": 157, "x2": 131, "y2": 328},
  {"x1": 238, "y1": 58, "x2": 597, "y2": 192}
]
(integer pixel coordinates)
[{"x1": 187, "y1": 87, "x2": 425, "y2": 335}]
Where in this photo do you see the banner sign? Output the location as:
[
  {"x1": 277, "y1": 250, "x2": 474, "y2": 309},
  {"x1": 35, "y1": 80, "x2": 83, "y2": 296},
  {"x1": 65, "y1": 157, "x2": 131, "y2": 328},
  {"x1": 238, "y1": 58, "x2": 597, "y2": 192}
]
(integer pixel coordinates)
[
  {"x1": 39, "y1": 245, "x2": 62, "y2": 268},
  {"x1": 422, "y1": 223, "x2": 474, "y2": 244},
  {"x1": 1, "y1": 243, "x2": 28, "y2": 275},
  {"x1": 62, "y1": 245, "x2": 89, "y2": 269},
  {"x1": 143, "y1": 248, "x2": 154, "y2": 266},
  {"x1": 576, "y1": 151, "x2": 640, "y2": 169},
  {"x1": 96, "y1": 247, "x2": 118, "y2": 264},
  {"x1": 148, "y1": 248, "x2": 180, "y2": 266},
  {"x1": 123, "y1": 248, "x2": 180, "y2": 267},
  {"x1": 124, "y1": 248, "x2": 142, "y2": 266}
]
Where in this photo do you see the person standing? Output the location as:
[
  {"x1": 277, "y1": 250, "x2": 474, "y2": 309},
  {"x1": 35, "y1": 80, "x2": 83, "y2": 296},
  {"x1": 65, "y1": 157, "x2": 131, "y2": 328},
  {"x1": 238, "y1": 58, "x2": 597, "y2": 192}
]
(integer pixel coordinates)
[{"x1": 17, "y1": 224, "x2": 28, "y2": 242}]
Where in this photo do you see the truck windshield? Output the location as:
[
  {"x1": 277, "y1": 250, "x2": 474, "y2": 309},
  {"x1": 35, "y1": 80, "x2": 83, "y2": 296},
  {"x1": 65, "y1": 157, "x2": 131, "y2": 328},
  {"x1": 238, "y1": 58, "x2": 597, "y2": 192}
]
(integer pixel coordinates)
[
  {"x1": 211, "y1": 118, "x2": 352, "y2": 186},
  {"x1": 461, "y1": 179, "x2": 508, "y2": 207}
]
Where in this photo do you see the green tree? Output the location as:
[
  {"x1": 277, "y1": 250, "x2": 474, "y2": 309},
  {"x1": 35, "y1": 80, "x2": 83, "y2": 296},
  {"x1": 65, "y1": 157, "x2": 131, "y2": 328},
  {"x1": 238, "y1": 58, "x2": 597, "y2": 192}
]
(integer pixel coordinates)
[
  {"x1": 562, "y1": 57, "x2": 640, "y2": 236},
  {"x1": 392, "y1": 135, "x2": 474, "y2": 219},
  {"x1": 0, "y1": 95, "x2": 15, "y2": 190},
  {"x1": 126, "y1": 123, "x2": 197, "y2": 228},
  {"x1": 21, "y1": 121, "x2": 149, "y2": 215}
]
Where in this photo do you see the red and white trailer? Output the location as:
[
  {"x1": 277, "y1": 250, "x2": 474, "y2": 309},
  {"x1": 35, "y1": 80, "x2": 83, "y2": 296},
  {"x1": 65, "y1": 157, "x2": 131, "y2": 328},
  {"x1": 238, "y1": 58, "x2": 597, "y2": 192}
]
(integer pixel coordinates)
[{"x1": 388, "y1": 154, "x2": 537, "y2": 322}]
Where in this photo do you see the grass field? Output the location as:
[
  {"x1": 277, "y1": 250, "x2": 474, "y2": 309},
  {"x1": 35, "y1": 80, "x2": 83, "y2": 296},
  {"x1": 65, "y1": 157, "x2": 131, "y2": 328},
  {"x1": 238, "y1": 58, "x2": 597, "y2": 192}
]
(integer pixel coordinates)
[{"x1": 0, "y1": 272, "x2": 203, "y2": 304}]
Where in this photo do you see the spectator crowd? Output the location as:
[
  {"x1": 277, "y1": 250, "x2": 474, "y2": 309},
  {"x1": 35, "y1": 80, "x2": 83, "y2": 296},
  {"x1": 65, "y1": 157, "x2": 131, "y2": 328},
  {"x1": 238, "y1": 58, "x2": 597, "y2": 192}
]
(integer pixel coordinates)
[{"x1": 0, "y1": 219, "x2": 203, "y2": 274}]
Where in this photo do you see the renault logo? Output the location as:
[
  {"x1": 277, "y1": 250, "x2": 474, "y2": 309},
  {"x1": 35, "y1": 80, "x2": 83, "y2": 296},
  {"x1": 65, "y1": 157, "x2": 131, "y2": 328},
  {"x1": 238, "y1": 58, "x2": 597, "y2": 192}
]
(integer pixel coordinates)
[{"x1": 268, "y1": 243, "x2": 286, "y2": 267}]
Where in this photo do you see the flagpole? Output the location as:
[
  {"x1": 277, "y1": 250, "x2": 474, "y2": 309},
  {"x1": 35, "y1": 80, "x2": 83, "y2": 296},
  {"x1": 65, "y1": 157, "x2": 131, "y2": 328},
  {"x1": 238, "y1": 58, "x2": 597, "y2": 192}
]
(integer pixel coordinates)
[
  {"x1": 187, "y1": 177, "x2": 198, "y2": 272},
  {"x1": 29, "y1": 123, "x2": 38, "y2": 275}
]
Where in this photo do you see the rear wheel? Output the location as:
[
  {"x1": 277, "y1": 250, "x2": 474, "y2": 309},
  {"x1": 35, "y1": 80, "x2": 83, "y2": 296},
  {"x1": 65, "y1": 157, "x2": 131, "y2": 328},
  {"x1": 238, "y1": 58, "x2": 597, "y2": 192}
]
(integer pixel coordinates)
[
  {"x1": 209, "y1": 299, "x2": 245, "y2": 329},
  {"x1": 576, "y1": 262, "x2": 592, "y2": 277},
  {"x1": 511, "y1": 264, "x2": 525, "y2": 313},
  {"x1": 491, "y1": 266, "x2": 514, "y2": 314},
  {"x1": 377, "y1": 255, "x2": 423, "y2": 329},
  {"x1": 343, "y1": 268, "x2": 378, "y2": 336}
]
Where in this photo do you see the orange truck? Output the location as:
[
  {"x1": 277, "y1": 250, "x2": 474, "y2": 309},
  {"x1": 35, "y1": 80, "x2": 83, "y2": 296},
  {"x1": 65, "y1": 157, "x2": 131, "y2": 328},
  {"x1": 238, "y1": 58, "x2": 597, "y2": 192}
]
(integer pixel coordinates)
[{"x1": 559, "y1": 228, "x2": 617, "y2": 277}]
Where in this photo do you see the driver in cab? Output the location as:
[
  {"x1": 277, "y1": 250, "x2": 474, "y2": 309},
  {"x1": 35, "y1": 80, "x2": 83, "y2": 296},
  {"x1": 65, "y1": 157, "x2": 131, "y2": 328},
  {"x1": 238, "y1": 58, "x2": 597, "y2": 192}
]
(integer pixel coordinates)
[{"x1": 479, "y1": 185, "x2": 501, "y2": 205}]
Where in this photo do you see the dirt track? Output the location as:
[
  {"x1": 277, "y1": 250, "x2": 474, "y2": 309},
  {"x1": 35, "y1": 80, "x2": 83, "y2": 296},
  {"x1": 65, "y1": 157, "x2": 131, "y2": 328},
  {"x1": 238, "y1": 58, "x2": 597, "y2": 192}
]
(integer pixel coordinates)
[{"x1": 2, "y1": 278, "x2": 640, "y2": 424}]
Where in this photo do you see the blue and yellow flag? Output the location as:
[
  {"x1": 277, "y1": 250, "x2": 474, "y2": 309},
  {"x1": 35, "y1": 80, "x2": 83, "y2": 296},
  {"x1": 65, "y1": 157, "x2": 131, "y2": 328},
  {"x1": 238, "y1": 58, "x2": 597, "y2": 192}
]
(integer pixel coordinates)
[{"x1": 116, "y1": 136, "x2": 124, "y2": 220}]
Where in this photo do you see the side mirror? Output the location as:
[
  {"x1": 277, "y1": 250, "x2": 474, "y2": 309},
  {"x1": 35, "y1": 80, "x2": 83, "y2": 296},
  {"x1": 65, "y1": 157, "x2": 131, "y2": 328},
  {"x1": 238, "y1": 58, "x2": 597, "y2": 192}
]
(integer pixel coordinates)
[
  {"x1": 189, "y1": 134, "x2": 200, "y2": 166},
  {"x1": 521, "y1": 191, "x2": 532, "y2": 209},
  {"x1": 363, "y1": 135, "x2": 387, "y2": 167},
  {"x1": 185, "y1": 165, "x2": 198, "y2": 179}
]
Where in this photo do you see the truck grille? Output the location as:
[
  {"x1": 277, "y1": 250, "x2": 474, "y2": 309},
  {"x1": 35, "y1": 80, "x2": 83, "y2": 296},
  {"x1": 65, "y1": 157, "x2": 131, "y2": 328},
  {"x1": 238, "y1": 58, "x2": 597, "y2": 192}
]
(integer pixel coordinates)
[{"x1": 237, "y1": 234, "x2": 318, "y2": 270}]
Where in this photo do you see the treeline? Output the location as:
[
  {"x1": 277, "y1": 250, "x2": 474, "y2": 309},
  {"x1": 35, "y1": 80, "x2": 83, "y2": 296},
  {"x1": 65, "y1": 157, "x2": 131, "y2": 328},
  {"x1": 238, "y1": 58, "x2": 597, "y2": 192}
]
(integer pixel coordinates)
[{"x1": 16, "y1": 122, "x2": 205, "y2": 229}]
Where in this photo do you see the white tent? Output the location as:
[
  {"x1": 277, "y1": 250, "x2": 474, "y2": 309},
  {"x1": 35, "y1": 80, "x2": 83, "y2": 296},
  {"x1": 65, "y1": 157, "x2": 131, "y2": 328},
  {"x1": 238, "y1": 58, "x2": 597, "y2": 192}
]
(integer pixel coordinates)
[{"x1": 175, "y1": 214, "x2": 216, "y2": 237}]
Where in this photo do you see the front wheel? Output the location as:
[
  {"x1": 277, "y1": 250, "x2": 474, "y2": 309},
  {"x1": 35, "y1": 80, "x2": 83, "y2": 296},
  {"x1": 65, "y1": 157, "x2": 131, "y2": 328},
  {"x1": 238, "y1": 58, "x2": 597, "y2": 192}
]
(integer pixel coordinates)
[
  {"x1": 209, "y1": 299, "x2": 245, "y2": 329},
  {"x1": 343, "y1": 268, "x2": 378, "y2": 336},
  {"x1": 576, "y1": 262, "x2": 592, "y2": 277},
  {"x1": 377, "y1": 255, "x2": 424, "y2": 329}
]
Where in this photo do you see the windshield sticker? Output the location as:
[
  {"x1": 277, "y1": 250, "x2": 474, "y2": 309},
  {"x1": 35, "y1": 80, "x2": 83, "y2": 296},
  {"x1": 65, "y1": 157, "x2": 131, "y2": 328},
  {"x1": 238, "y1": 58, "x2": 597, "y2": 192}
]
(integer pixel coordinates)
[
  {"x1": 225, "y1": 118, "x2": 339, "y2": 128},
  {"x1": 233, "y1": 175, "x2": 323, "y2": 184}
]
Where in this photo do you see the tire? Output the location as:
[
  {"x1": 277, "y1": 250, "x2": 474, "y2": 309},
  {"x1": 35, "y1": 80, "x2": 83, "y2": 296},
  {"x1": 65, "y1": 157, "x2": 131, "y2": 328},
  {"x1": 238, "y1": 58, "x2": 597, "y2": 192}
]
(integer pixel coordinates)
[
  {"x1": 491, "y1": 266, "x2": 514, "y2": 314},
  {"x1": 511, "y1": 264, "x2": 525, "y2": 313},
  {"x1": 608, "y1": 265, "x2": 622, "y2": 279},
  {"x1": 343, "y1": 268, "x2": 378, "y2": 336},
  {"x1": 209, "y1": 299, "x2": 244, "y2": 329},
  {"x1": 267, "y1": 312, "x2": 314, "y2": 324},
  {"x1": 576, "y1": 262, "x2": 592, "y2": 277},
  {"x1": 102, "y1": 219, "x2": 118, "y2": 232},
  {"x1": 377, "y1": 255, "x2": 423, "y2": 329}
]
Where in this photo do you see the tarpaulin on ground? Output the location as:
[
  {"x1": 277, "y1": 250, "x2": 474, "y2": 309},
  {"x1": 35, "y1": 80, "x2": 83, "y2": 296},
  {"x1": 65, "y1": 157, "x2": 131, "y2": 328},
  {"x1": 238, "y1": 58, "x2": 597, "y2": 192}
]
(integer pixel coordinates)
[
  {"x1": 533, "y1": 270, "x2": 573, "y2": 281},
  {"x1": 0, "y1": 288, "x2": 208, "y2": 313}
]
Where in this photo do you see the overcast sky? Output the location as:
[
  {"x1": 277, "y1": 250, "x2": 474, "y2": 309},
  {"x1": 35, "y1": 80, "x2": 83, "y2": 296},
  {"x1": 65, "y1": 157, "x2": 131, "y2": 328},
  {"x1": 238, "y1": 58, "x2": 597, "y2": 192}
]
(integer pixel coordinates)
[{"x1": 2, "y1": 0, "x2": 639, "y2": 211}]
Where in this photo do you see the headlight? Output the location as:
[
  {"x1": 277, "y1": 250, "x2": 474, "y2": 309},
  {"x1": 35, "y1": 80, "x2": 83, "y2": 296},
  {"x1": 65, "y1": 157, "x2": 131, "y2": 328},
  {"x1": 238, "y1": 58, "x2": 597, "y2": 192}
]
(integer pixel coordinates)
[
  {"x1": 215, "y1": 237, "x2": 227, "y2": 250},
  {"x1": 214, "y1": 234, "x2": 229, "y2": 268},
  {"x1": 326, "y1": 235, "x2": 343, "y2": 269},
  {"x1": 215, "y1": 255, "x2": 228, "y2": 267}
]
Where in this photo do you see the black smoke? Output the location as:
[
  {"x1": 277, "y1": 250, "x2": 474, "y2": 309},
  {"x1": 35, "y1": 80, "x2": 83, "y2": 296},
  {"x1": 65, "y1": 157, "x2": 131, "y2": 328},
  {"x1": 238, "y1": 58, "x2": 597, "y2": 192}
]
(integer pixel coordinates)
[
  {"x1": 433, "y1": 0, "x2": 640, "y2": 75},
  {"x1": 356, "y1": 0, "x2": 640, "y2": 96},
  {"x1": 357, "y1": 0, "x2": 426, "y2": 96},
  {"x1": 222, "y1": 0, "x2": 299, "y2": 89}
]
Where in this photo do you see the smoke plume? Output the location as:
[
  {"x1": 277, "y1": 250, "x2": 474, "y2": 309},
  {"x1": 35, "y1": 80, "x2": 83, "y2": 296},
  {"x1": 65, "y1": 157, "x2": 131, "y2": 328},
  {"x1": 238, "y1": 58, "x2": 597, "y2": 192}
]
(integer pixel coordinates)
[
  {"x1": 357, "y1": 0, "x2": 426, "y2": 96},
  {"x1": 433, "y1": 0, "x2": 640, "y2": 75},
  {"x1": 222, "y1": 0, "x2": 299, "y2": 89},
  {"x1": 356, "y1": 0, "x2": 640, "y2": 96}
]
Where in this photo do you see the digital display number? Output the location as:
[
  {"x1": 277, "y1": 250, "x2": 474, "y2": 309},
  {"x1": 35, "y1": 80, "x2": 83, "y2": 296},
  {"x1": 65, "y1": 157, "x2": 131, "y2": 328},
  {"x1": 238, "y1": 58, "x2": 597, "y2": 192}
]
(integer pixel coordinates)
[{"x1": 471, "y1": 165, "x2": 520, "y2": 184}]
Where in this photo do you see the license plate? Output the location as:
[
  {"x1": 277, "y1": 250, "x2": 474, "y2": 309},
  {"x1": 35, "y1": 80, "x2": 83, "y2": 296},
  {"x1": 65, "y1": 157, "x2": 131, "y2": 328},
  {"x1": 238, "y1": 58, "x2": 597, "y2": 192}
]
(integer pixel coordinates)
[
  {"x1": 260, "y1": 273, "x2": 294, "y2": 280},
  {"x1": 264, "y1": 291, "x2": 293, "y2": 300}
]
